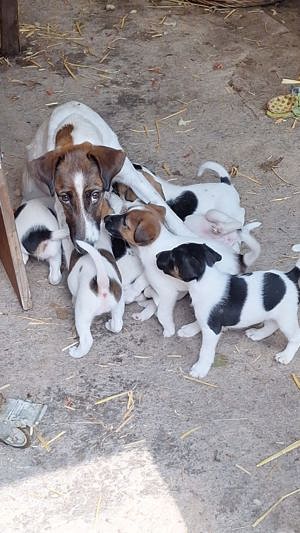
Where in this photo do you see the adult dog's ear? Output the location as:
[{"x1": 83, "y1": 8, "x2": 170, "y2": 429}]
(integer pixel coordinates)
[
  {"x1": 28, "y1": 150, "x2": 64, "y2": 195},
  {"x1": 88, "y1": 146, "x2": 126, "y2": 191},
  {"x1": 202, "y1": 244, "x2": 222, "y2": 266}
]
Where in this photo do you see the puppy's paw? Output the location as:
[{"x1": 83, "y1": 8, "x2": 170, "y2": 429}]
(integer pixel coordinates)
[
  {"x1": 105, "y1": 319, "x2": 122, "y2": 333},
  {"x1": 245, "y1": 328, "x2": 261, "y2": 341},
  {"x1": 48, "y1": 273, "x2": 62, "y2": 286},
  {"x1": 275, "y1": 350, "x2": 293, "y2": 365},
  {"x1": 163, "y1": 327, "x2": 175, "y2": 338},
  {"x1": 190, "y1": 363, "x2": 210, "y2": 379},
  {"x1": 69, "y1": 345, "x2": 87, "y2": 358},
  {"x1": 178, "y1": 322, "x2": 201, "y2": 338}
]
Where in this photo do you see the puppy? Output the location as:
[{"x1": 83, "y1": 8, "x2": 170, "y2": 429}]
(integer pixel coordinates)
[
  {"x1": 156, "y1": 243, "x2": 300, "y2": 378},
  {"x1": 23, "y1": 101, "x2": 195, "y2": 267},
  {"x1": 14, "y1": 199, "x2": 68, "y2": 285},
  {"x1": 67, "y1": 233, "x2": 124, "y2": 359},
  {"x1": 104, "y1": 204, "x2": 257, "y2": 337}
]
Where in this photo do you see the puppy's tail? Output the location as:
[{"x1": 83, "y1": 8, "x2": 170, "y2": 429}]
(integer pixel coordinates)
[
  {"x1": 76, "y1": 240, "x2": 110, "y2": 296},
  {"x1": 292, "y1": 244, "x2": 300, "y2": 270},
  {"x1": 197, "y1": 161, "x2": 231, "y2": 185},
  {"x1": 239, "y1": 221, "x2": 261, "y2": 268},
  {"x1": 50, "y1": 228, "x2": 70, "y2": 240}
]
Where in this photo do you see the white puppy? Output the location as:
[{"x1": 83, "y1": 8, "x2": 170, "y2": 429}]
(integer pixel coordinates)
[
  {"x1": 14, "y1": 198, "x2": 68, "y2": 285},
  {"x1": 156, "y1": 243, "x2": 300, "y2": 378},
  {"x1": 67, "y1": 231, "x2": 125, "y2": 359}
]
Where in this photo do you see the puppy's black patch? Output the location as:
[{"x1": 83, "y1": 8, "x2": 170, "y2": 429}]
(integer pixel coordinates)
[
  {"x1": 208, "y1": 276, "x2": 248, "y2": 334},
  {"x1": 286, "y1": 267, "x2": 300, "y2": 301},
  {"x1": 243, "y1": 272, "x2": 253, "y2": 276},
  {"x1": 14, "y1": 203, "x2": 26, "y2": 218},
  {"x1": 220, "y1": 177, "x2": 231, "y2": 185},
  {"x1": 111, "y1": 236, "x2": 129, "y2": 260},
  {"x1": 90, "y1": 276, "x2": 98, "y2": 295},
  {"x1": 133, "y1": 163, "x2": 143, "y2": 171},
  {"x1": 167, "y1": 191, "x2": 198, "y2": 221},
  {"x1": 22, "y1": 226, "x2": 51, "y2": 254},
  {"x1": 263, "y1": 272, "x2": 286, "y2": 311},
  {"x1": 47, "y1": 207, "x2": 57, "y2": 218}
]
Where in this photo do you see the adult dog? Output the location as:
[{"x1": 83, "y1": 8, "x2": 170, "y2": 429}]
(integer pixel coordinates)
[{"x1": 23, "y1": 101, "x2": 195, "y2": 266}]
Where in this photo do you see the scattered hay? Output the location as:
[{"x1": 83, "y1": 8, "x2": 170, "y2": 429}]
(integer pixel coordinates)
[
  {"x1": 256, "y1": 440, "x2": 300, "y2": 468},
  {"x1": 180, "y1": 425, "x2": 201, "y2": 440},
  {"x1": 252, "y1": 488, "x2": 300, "y2": 528}
]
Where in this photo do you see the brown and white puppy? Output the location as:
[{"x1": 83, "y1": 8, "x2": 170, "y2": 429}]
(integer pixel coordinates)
[
  {"x1": 104, "y1": 204, "x2": 246, "y2": 337},
  {"x1": 23, "y1": 101, "x2": 196, "y2": 267}
]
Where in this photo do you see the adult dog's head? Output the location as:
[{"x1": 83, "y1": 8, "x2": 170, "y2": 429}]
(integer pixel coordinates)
[
  {"x1": 28, "y1": 142, "x2": 125, "y2": 246},
  {"x1": 104, "y1": 204, "x2": 166, "y2": 246},
  {"x1": 156, "y1": 243, "x2": 222, "y2": 282}
]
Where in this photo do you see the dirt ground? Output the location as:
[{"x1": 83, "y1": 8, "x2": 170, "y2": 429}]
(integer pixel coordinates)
[{"x1": 0, "y1": 1, "x2": 300, "y2": 532}]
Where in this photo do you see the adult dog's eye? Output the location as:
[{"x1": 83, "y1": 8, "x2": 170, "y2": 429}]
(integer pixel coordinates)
[
  {"x1": 91, "y1": 190, "x2": 101, "y2": 203},
  {"x1": 59, "y1": 193, "x2": 70, "y2": 204}
]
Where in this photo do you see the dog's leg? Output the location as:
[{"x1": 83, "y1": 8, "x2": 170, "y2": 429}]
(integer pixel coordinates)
[
  {"x1": 275, "y1": 318, "x2": 300, "y2": 365},
  {"x1": 132, "y1": 300, "x2": 157, "y2": 322},
  {"x1": 48, "y1": 253, "x2": 62, "y2": 285},
  {"x1": 105, "y1": 298, "x2": 125, "y2": 333},
  {"x1": 22, "y1": 252, "x2": 29, "y2": 265},
  {"x1": 246, "y1": 320, "x2": 278, "y2": 341},
  {"x1": 178, "y1": 320, "x2": 201, "y2": 338},
  {"x1": 123, "y1": 274, "x2": 148, "y2": 304},
  {"x1": 190, "y1": 327, "x2": 221, "y2": 378},
  {"x1": 156, "y1": 290, "x2": 178, "y2": 337},
  {"x1": 69, "y1": 303, "x2": 94, "y2": 358}
]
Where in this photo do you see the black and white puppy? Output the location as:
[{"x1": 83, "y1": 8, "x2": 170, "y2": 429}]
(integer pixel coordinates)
[
  {"x1": 156, "y1": 243, "x2": 300, "y2": 378},
  {"x1": 14, "y1": 198, "x2": 68, "y2": 285}
]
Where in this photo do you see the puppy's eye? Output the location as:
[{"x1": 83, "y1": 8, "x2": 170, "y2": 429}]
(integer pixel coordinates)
[
  {"x1": 59, "y1": 193, "x2": 70, "y2": 204},
  {"x1": 91, "y1": 191, "x2": 101, "y2": 203}
]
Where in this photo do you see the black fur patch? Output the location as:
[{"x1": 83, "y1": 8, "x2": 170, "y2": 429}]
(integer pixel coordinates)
[
  {"x1": 111, "y1": 237, "x2": 129, "y2": 260},
  {"x1": 286, "y1": 267, "x2": 300, "y2": 302},
  {"x1": 47, "y1": 207, "x2": 57, "y2": 218},
  {"x1": 208, "y1": 276, "x2": 248, "y2": 334},
  {"x1": 14, "y1": 203, "x2": 26, "y2": 218},
  {"x1": 22, "y1": 226, "x2": 51, "y2": 254},
  {"x1": 90, "y1": 276, "x2": 98, "y2": 295},
  {"x1": 133, "y1": 163, "x2": 143, "y2": 171},
  {"x1": 167, "y1": 191, "x2": 198, "y2": 221},
  {"x1": 263, "y1": 272, "x2": 286, "y2": 311},
  {"x1": 220, "y1": 177, "x2": 231, "y2": 185}
]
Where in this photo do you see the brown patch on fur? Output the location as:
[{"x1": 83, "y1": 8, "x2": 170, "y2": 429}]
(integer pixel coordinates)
[
  {"x1": 99, "y1": 198, "x2": 113, "y2": 219},
  {"x1": 55, "y1": 124, "x2": 74, "y2": 149},
  {"x1": 99, "y1": 248, "x2": 122, "y2": 282},
  {"x1": 69, "y1": 249, "x2": 82, "y2": 271},
  {"x1": 109, "y1": 278, "x2": 122, "y2": 302},
  {"x1": 35, "y1": 241, "x2": 48, "y2": 257},
  {"x1": 117, "y1": 204, "x2": 166, "y2": 246},
  {"x1": 141, "y1": 170, "x2": 165, "y2": 199},
  {"x1": 113, "y1": 182, "x2": 138, "y2": 202}
]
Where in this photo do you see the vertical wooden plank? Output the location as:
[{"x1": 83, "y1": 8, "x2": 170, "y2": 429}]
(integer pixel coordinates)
[
  {"x1": 0, "y1": 167, "x2": 32, "y2": 310},
  {"x1": 0, "y1": 0, "x2": 20, "y2": 56}
]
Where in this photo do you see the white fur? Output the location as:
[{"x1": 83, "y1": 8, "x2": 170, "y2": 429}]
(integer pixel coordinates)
[
  {"x1": 185, "y1": 247, "x2": 300, "y2": 378},
  {"x1": 67, "y1": 230, "x2": 125, "y2": 359},
  {"x1": 15, "y1": 199, "x2": 68, "y2": 285}
]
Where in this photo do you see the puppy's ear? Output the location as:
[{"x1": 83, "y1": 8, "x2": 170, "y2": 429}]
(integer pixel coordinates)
[
  {"x1": 202, "y1": 244, "x2": 222, "y2": 266},
  {"x1": 87, "y1": 146, "x2": 126, "y2": 191},
  {"x1": 147, "y1": 204, "x2": 166, "y2": 221},
  {"x1": 134, "y1": 220, "x2": 157, "y2": 245},
  {"x1": 27, "y1": 151, "x2": 64, "y2": 195}
]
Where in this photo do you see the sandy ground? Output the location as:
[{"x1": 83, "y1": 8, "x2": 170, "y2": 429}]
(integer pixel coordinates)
[{"x1": 0, "y1": 1, "x2": 299, "y2": 532}]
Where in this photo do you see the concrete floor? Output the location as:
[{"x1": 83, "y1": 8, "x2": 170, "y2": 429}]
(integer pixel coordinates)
[{"x1": 0, "y1": 1, "x2": 299, "y2": 532}]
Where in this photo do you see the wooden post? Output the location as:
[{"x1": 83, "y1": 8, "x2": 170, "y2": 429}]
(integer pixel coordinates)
[
  {"x1": 0, "y1": 164, "x2": 32, "y2": 310},
  {"x1": 0, "y1": 0, "x2": 20, "y2": 56}
]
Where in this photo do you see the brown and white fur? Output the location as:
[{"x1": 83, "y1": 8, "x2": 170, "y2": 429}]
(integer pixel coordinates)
[
  {"x1": 67, "y1": 227, "x2": 124, "y2": 359},
  {"x1": 23, "y1": 101, "x2": 196, "y2": 268},
  {"x1": 14, "y1": 198, "x2": 69, "y2": 285},
  {"x1": 104, "y1": 205, "x2": 260, "y2": 337}
]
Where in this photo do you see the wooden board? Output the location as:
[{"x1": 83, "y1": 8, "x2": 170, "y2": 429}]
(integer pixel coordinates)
[
  {"x1": 0, "y1": 166, "x2": 32, "y2": 310},
  {"x1": 0, "y1": 0, "x2": 20, "y2": 56}
]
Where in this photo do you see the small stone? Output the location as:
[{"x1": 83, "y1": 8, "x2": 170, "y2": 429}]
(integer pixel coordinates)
[
  {"x1": 253, "y1": 499, "x2": 262, "y2": 506},
  {"x1": 130, "y1": 10, "x2": 137, "y2": 14},
  {"x1": 106, "y1": 4, "x2": 115, "y2": 11}
]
